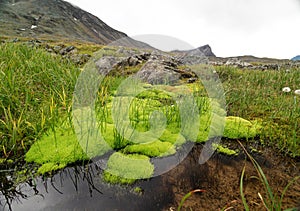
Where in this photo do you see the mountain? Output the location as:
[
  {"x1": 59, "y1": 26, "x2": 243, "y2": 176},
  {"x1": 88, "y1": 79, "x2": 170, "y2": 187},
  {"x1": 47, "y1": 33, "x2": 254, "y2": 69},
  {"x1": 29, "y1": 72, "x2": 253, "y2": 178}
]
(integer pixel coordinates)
[
  {"x1": 291, "y1": 55, "x2": 300, "y2": 61},
  {"x1": 172, "y1": 44, "x2": 216, "y2": 57},
  {"x1": 0, "y1": 0, "x2": 153, "y2": 49}
]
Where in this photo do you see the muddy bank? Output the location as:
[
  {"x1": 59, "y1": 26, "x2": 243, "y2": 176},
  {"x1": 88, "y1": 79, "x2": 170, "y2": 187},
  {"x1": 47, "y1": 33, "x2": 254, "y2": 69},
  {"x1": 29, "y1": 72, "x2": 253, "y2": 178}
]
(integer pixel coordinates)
[
  {"x1": 163, "y1": 141, "x2": 300, "y2": 211},
  {"x1": 1, "y1": 141, "x2": 299, "y2": 211}
]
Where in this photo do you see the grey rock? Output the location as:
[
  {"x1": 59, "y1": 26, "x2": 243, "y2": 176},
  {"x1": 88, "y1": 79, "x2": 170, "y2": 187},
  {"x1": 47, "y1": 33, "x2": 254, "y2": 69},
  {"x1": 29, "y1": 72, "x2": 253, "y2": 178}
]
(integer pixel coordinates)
[
  {"x1": 70, "y1": 54, "x2": 91, "y2": 65},
  {"x1": 59, "y1": 45, "x2": 77, "y2": 55},
  {"x1": 135, "y1": 52, "x2": 195, "y2": 85},
  {"x1": 225, "y1": 58, "x2": 252, "y2": 68},
  {"x1": 95, "y1": 56, "x2": 124, "y2": 75}
]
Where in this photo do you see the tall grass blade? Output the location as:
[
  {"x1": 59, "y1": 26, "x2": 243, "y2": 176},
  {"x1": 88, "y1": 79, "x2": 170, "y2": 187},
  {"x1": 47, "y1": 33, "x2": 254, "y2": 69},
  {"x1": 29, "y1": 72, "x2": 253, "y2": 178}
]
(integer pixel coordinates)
[
  {"x1": 177, "y1": 189, "x2": 205, "y2": 211},
  {"x1": 240, "y1": 166, "x2": 250, "y2": 211}
]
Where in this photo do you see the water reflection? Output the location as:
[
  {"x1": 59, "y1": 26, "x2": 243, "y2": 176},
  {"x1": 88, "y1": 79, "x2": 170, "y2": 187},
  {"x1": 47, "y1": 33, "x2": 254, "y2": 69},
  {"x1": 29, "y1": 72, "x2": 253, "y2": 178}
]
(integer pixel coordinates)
[{"x1": 0, "y1": 162, "x2": 173, "y2": 211}]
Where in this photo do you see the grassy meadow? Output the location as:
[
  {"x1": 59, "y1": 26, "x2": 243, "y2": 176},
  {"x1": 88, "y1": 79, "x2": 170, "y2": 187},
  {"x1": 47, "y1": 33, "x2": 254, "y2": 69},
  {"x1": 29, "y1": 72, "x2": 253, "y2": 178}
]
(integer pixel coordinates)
[{"x1": 216, "y1": 65, "x2": 300, "y2": 156}]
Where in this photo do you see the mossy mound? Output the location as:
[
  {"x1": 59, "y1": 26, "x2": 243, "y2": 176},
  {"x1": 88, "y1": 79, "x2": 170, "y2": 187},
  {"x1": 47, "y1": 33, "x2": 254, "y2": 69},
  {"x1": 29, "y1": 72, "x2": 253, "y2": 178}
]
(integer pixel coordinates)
[
  {"x1": 123, "y1": 140, "x2": 176, "y2": 157},
  {"x1": 25, "y1": 125, "x2": 87, "y2": 174},
  {"x1": 103, "y1": 152, "x2": 154, "y2": 185},
  {"x1": 159, "y1": 129, "x2": 186, "y2": 145},
  {"x1": 25, "y1": 117, "x2": 112, "y2": 174},
  {"x1": 224, "y1": 116, "x2": 260, "y2": 139}
]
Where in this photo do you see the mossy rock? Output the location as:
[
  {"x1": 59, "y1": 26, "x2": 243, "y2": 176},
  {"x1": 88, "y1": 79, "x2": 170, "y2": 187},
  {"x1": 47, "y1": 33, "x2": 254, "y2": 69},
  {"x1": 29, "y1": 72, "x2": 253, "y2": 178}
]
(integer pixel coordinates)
[
  {"x1": 123, "y1": 140, "x2": 176, "y2": 157},
  {"x1": 103, "y1": 152, "x2": 154, "y2": 184},
  {"x1": 224, "y1": 116, "x2": 260, "y2": 139}
]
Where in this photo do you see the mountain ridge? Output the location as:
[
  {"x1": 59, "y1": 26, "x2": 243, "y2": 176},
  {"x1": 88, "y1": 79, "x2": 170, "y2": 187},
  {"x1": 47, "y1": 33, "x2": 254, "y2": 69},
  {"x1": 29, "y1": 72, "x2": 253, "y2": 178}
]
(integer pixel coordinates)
[{"x1": 0, "y1": 0, "x2": 154, "y2": 49}]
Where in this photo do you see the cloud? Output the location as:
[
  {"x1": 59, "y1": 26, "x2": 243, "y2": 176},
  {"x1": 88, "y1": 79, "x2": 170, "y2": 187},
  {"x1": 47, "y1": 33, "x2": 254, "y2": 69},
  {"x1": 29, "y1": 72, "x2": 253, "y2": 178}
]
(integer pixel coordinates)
[{"x1": 66, "y1": 0, "x2": 300, "y2": 58}]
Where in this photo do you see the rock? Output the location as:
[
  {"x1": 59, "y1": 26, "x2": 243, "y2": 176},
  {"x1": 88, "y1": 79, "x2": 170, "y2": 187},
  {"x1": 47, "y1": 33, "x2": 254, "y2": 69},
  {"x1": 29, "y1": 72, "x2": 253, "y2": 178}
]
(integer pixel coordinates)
[
  {"x1": 53, "y1": 45, "x2": 63, "y2": 53},
  {"x1": 95, "y1": 56, "x2": 124, "y2": 75},
  {"x1": 135, "y1": 52, "x2": 195, "y2": 85},
  {"x1": 127, "y1": 56, "x2": 141, "y2": 66},
  {"x1": 197, "y1": 44, "x2": 216, "y2": 57},
  {"x1": 177, "y1": 54, "x2": 209, "y2": 65},
  {"x1": 69, "y1": 54, "x2": 91, "y2": 65},
  {"x1": 187, "y1": 77, "x2": 197, "y2": 83},
  {"x1": 115, "y1": 47, "x2": 136, "y2": 56},
  {"x1": 225, "y1": 58, "x2": 252, "y2": 68},
  {"x1": 59, "y1": 45, "x2": 76, "y2": 55}
]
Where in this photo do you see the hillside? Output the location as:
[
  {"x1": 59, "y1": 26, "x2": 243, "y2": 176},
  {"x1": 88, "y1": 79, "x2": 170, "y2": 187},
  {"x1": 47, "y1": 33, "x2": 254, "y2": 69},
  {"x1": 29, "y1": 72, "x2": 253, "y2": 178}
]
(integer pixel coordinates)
[{"x1": 0, "y1": 0, "x2": 153, "y2": 49}]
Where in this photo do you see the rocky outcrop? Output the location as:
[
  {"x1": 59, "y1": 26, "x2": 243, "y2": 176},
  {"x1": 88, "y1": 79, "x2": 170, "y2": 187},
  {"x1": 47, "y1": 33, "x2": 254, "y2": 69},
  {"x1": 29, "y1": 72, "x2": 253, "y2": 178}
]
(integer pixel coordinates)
[
  {"x1": 95, "y1": 50, "x2": 196, "y2": 85},
  {"x1": 173, "y1": 44, "x2": 215, "y2": 57},
  {"x1": 44, "y1": 44, "x2": 91, "y2": 65},
  {"x1": 209, "y1": 57, "x2": 300, "y2": 70},
  {"x1": 172, "y1": 44, "x2": 214, "y2": 65},
  {"x1": 136, "y1": 51, "x2": 195, "y2": 85},
  {"x1": 225, "y1": 58, "x2": 252, "y2": 68}
]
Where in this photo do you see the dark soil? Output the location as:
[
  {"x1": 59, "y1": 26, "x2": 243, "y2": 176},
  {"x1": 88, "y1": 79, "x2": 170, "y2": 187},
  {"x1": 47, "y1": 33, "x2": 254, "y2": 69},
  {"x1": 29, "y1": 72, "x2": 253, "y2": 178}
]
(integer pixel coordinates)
[{"x1": 161, "y1": 141, "x2": 300, "y2": 211}]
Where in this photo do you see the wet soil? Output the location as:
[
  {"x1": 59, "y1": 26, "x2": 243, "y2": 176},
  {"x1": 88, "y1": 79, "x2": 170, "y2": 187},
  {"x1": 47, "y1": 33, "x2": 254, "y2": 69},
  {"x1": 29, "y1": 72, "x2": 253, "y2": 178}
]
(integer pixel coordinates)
[
  {"x1": 163, "y1": 140, "x2": 300, "y2": 211},
  {"x1": 1, "y1": 140, "x2": 299, "y2": 211}
]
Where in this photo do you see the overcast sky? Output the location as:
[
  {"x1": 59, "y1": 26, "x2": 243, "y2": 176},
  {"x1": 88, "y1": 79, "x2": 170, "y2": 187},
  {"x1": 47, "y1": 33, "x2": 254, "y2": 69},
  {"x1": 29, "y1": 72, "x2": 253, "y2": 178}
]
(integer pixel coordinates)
[{"x1": 66, "y1": 0, "x2": 300, "y2": 59}]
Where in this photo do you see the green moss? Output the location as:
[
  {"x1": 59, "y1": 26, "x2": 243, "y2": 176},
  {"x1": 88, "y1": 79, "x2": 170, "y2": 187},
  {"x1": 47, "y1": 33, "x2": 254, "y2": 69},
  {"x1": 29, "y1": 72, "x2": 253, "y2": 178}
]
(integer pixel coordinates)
[
  {"x1": 103, "y1": 152, "x2": 154, "y2": 185},
  {"x1": 224, "y1": 116, "x2": 260, "y2": 139},
  {"x1": 25, "y1": 125, "x2": 87, "y2": 169},
  {"x1": 123, "y1": 140, "x2": 176, "y2": 157},
  {"x1": 37, "y1": 163, "x2": 67, "y2": 174},
  {"x1": 133, "y1": 186, "x2": 143, "y2": 195},
  {"x1": 159, "y1": 129, "x2": 186, "y2": 146},
  {"x1": 136, "y1": 89, "x2": 172, "y2": 101},
  {"x1": 25, "y1": 116, "x2": 112, "y2": 174},
  {"x1": 213, "y1": 144, "x2": 238, "y2": 156}
]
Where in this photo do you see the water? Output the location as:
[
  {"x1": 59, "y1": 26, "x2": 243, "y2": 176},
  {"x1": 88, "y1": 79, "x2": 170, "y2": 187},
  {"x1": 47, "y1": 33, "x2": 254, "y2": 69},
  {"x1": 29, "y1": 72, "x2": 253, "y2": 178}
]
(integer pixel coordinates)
[
  {"x1": 0, "y1": 163, "x2": 173, "y2": 211},
  {"x1": 0, "y1": 142, "x2": 195, "y2": 211}
]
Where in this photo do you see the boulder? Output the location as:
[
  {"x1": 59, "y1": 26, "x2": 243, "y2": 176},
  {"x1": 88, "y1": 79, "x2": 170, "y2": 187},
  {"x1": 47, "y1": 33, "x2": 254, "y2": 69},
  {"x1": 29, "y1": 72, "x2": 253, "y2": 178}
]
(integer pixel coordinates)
[
  {"x1": 95, "y1": 56, "x2": 124, "y2": 75},
  {"x1": 135, "y1": 52, "x2": 195, "y2": 85}
]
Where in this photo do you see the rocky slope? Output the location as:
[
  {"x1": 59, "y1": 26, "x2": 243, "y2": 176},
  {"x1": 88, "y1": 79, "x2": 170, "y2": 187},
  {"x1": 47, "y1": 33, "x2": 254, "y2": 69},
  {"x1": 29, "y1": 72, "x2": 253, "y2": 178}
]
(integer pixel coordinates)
[
  {"x1": 0, "y1": 0, "x2": 153, "y2": 49},
  {"x1": 172, "y1": 44, "x2": 216, "y2": 58}
]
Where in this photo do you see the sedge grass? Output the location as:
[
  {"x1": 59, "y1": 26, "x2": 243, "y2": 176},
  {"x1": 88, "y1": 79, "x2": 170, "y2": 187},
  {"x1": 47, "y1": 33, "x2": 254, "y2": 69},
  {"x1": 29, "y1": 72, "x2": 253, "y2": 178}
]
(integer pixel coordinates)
[
  {"x1": 238, "y1": 141, "x2": 300, "y2": 211},
  {"x1": 0, "y1": 43, "x2": 79, "y2": 159},
  {"x1": 217, "y1": 66, "x2": 300, "y2": 156}
]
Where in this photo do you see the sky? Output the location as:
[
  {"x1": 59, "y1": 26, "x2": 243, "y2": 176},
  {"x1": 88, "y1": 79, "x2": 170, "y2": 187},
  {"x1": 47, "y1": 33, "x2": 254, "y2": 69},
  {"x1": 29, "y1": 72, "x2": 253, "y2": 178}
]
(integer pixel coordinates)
[{"x1": 66, "y1": 0, "x2": 300, "y2": 59}]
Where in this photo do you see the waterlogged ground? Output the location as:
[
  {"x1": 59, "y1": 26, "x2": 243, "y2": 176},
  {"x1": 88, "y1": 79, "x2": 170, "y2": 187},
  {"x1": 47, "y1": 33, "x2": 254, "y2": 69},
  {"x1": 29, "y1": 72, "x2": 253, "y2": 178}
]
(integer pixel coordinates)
[{"x1": 1, "y1": 141, "x2": 299, "y2": 211}]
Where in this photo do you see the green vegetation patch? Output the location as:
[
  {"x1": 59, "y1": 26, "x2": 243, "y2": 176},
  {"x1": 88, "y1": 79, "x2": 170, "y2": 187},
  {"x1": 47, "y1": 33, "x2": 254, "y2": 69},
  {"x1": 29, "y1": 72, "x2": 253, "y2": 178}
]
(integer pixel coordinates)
[
  {"x1": 224, "y1": 116, "x2": 260, "y2": 139},
  {"x1": 103, "y1": 152, "x2": 154, "y2": 184},
  {"x1": 0, "y1": 43, "x2": 79, "y2": 159},
  {"x1": 123, "y1": 140, "x2": 176, "y2": 157},
  {"x1": 25, "y1": 124, "x2": 87, "y2": 174},
  {"x1": 213, "y1": 144, "x2": 238, "y2": 156}
]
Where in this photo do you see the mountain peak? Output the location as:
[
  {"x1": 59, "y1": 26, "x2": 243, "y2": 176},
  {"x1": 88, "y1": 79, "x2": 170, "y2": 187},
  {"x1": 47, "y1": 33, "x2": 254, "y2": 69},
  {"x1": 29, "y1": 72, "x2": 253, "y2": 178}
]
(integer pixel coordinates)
[{"x1": 197, "y1": 44, "x2": 215, "y2": 57}]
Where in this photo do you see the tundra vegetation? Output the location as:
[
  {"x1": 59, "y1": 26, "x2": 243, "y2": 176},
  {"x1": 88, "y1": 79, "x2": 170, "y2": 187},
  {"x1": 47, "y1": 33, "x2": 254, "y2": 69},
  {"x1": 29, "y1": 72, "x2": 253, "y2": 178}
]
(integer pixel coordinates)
[{"x1": 0, "y1": 42, "x2": 299, "y2": 209}]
